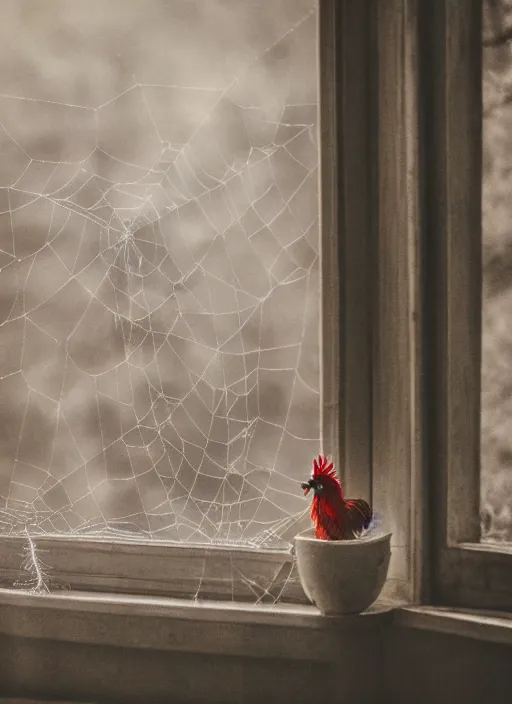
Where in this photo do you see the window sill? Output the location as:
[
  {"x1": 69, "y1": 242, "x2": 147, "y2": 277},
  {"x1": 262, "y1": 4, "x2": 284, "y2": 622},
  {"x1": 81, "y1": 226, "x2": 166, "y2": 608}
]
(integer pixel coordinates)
[
  {"x1": 395, "y1": 605, "x2": 512, "y2": 646},
  {"x1": 0, "y1": 588, "x2": 395, "y2": 661},
  {"x1": 3, "y1": 588, "x2": 510, "y2": 660}
]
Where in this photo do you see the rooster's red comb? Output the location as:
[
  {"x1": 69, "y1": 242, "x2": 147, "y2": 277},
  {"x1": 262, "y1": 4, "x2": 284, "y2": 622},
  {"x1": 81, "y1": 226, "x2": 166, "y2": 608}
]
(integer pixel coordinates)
[{"x1": 312, "y1": 454, "x2": 336, "y2": 479}]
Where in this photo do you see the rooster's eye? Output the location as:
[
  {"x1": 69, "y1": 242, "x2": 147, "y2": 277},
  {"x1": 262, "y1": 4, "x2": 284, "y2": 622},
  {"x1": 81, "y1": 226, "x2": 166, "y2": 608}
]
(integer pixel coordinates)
[{"x1": 310, "y1": 480, "x2": 323, "y2": 494}]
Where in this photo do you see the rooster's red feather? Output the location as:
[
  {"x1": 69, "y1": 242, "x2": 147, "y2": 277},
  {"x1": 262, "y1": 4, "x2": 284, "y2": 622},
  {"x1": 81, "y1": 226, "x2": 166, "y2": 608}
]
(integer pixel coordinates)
[{"x1": 305, "y1": 455, "x2": 372, "y2": 540}]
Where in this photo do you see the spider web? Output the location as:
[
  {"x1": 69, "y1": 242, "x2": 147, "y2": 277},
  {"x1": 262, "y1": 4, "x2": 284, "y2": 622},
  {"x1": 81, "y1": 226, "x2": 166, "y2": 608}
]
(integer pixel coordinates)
[{"x1": 0, "y1": 0, "x2": 319, "y2": 554}]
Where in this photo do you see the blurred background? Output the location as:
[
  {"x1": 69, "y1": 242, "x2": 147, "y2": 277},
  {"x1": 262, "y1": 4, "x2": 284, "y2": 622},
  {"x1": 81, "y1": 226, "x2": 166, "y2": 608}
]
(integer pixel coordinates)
[
  {"x1": 481, "y1": 0, "x2": 512, "y2": 541},
  {"x1": 0, "y1": 0, "x2": 319, "y2": 548}
]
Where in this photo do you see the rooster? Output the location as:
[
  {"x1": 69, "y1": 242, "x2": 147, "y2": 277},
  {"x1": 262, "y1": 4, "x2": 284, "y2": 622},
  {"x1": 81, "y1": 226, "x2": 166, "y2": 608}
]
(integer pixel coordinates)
[{"x1": 301, "y1": 455, "x2": 372, "y2": 540}]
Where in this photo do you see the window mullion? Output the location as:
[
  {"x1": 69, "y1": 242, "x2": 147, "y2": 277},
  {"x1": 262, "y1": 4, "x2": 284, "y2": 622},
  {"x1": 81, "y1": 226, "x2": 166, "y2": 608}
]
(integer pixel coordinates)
[
  {"x1": 320, "y1": 0, "x2": 373, "y2": 502},
  {"x1": 372, "y1": 0, "x2": 423, "y2": 604}
]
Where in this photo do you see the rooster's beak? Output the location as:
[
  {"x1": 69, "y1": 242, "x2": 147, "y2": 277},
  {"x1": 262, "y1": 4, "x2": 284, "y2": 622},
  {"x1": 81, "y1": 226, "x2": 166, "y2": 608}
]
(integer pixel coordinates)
[{"x1": 301, "y1": 481, "x2": 312, "y2": 496}]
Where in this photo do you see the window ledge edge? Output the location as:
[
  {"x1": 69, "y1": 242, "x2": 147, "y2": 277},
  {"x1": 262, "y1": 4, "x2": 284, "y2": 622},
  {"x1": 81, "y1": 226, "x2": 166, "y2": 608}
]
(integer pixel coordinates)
[
  {"x1": 0, "y1": 588, "x2": 396, "y2": 660},
  {"x1": 394, "y1": 605, "x2": 512, "y2": 646}
]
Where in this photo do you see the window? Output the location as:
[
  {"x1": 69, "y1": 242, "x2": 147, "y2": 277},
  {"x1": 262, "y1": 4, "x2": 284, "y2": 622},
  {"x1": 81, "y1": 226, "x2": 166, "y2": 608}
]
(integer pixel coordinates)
[
  {"x1": 0, "y1": 0, "x2": 429, "y2": 612},
  {"x1": 0, "y1": 0, "x2": 391, "y2": 606},
  {"x1": 0, "y1": 0, "x2": 325, "y2": 602},
  {"x1": 428, "y1": 0, "x2": 512, "y2": 611}
]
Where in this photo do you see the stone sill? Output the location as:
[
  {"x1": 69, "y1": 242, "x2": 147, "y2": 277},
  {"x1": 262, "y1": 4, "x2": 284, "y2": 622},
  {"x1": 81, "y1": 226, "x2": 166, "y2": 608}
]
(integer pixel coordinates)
[
  {"x1": 1, "y1": 588, "x2": 511, "y2": 662},
  {"x1": 395, "y1": 605, "x2": 512, "y2": 646},
  {"x1": 0, "y1": 588, "x2": 395, "y2": 662}
]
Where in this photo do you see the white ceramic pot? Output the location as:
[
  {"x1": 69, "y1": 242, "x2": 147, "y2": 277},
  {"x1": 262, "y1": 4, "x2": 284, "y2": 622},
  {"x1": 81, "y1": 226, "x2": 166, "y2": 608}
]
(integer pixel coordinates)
[{"x1": 294, "y1": 528, "x2": 392, "y2": 615}]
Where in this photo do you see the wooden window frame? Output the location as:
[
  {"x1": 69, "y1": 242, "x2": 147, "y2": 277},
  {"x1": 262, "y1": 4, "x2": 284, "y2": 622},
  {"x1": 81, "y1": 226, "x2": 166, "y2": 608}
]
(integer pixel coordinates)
[{"x1": 425, "y1": 0, "x2": 512, "y2": 612}]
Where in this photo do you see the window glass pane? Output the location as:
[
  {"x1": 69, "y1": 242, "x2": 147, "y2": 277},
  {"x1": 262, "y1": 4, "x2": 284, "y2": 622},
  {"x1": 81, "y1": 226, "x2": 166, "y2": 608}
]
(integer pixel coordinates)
[
  {"x1": 482, "y1": 0, "x2": 512, "y2": 542},
  {"x1": 0, "y1": 1, "x2": 319, "y2": 548}
]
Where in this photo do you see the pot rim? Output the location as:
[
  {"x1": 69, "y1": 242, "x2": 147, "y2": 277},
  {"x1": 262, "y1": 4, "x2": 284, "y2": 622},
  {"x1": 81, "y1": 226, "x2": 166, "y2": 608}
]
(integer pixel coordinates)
[{"x1": 294, "y1": 528, "x2": 392, "y2": 546}]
